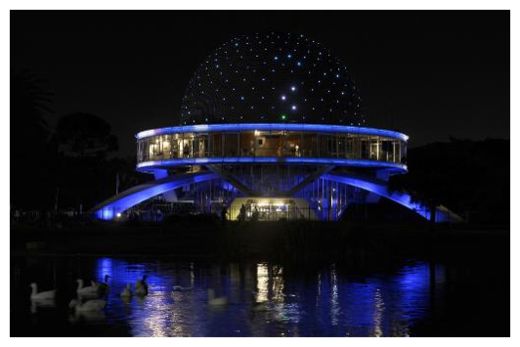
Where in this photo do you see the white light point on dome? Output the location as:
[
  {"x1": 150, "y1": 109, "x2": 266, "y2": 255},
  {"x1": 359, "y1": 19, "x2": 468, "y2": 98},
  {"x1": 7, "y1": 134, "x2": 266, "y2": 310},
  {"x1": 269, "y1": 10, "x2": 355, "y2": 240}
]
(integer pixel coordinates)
[{"x1": 180, "y1": 32, "x2": 365, "y2": 125}]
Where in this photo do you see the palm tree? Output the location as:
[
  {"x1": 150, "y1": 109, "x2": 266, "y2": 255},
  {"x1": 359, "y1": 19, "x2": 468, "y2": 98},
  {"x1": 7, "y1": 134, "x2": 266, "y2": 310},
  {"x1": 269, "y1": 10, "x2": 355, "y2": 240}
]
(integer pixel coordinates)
[
  {"x1": 11, "y1": 70, "x2": 53, "y2": 142},
  {"x1": 11, "y1": 70, "x2": 54, "y2": 209}
]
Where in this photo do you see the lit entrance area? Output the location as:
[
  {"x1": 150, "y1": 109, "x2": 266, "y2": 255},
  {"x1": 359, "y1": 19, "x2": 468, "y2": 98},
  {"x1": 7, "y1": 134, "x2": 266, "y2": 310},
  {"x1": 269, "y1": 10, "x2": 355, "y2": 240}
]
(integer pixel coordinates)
[{"x1": 229, "y1": 197, "x2": 318, "y2": 221}]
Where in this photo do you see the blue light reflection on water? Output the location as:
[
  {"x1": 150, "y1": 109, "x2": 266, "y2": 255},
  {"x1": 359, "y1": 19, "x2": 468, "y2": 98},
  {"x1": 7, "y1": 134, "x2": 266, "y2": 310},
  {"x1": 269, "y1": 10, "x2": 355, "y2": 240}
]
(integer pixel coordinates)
[{"x1": 91, "y1": 258, "x2": 436, "y2": 336}]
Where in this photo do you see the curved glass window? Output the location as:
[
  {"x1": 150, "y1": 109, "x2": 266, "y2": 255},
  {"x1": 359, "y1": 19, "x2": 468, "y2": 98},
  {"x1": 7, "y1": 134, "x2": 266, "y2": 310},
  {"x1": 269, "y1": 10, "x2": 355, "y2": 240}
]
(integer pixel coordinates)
[{"x1": 137, "y1": 130, "x2": 407, "y2": 165}]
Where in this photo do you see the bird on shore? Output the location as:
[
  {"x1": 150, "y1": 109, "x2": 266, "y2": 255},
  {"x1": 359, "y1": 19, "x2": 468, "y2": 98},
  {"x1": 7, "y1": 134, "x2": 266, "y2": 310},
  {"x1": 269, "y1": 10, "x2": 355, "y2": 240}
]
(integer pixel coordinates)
[
  {"x1": 208, "y1": 288, "x2": 227, "y2": 306},
  {"x1": 29, "y1": 283, "x2": 56, "y2": 301},
  {"x1": 69, "y1": 298, "x2": 106, "y2": 312},
  {"x1": 135, "y1": 275, "x2": 149, "y2": 296},
  {"x1": 120, "y1": 283, "x2": 132, "y2": 299},
  {"x1": 76, "y1": 279, "x2": 99, "y2": 298}
]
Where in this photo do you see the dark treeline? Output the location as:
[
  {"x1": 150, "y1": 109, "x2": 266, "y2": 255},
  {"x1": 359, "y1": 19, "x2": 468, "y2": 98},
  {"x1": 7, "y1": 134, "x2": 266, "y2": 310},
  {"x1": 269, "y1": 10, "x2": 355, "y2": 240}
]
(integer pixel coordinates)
[
  {"x1": 390, "y1": 138, "x2": 509, "y2": 225},
  {"x1": 11, "y1": 70, "x2": 146, "y2": 213}
]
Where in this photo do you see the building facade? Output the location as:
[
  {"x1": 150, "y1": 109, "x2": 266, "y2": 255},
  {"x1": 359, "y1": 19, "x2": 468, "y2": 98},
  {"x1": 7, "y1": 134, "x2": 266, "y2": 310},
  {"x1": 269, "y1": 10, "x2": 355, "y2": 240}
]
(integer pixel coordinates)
[{"x1": 92, "y1": 33, "x2": 459, "y2": 223}]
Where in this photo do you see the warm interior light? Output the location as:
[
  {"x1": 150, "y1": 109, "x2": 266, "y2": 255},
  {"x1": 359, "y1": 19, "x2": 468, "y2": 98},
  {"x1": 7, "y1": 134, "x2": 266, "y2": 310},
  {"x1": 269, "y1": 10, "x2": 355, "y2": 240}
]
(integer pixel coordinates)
[
  {"x1": 256, "y1": 199, "x2": 270, "y2": 207},
  {"x1": 253, "y1": 199, "x2": 288, "y2": 208}
]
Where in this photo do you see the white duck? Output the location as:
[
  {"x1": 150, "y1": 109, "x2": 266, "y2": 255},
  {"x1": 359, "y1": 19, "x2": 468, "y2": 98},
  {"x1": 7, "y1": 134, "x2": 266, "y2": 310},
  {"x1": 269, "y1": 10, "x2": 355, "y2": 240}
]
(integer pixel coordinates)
[
  {"x1": 208, "y1": 288, "x2": 228, "y2": 306},
  {"x1": 69, "y1": 298, "x2": 106, "y2": 312},
  {"x1": 29, "y1": 283, "x2": 56, "y2": 301},
  {"x1": 76, "y1": 279, "x2": 99, "y2": 297},
  {"x1": 120, "y1": 283, "x2": 132, "y2": 298}
]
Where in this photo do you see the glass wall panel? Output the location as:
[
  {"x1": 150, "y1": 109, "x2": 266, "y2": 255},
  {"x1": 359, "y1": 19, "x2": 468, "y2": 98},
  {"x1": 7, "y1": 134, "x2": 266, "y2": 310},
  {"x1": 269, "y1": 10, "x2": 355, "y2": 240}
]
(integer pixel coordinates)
[
  {"x1": 223, "y1": 133, "x2": 239, "y2": 156},
  {"x1": 137, "y1": 131, "x2": 407, "y2": 165},
  {"x1": 209, "y1": 133, "x2": 222, "y2": 157},
  {"x1": 240, "y1": 132, "x2": 255, "y2": 156}
]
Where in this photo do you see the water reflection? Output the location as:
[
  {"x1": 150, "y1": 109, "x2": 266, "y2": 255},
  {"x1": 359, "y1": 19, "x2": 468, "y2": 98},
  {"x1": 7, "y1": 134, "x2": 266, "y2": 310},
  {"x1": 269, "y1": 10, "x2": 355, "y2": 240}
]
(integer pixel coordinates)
[
  {"x1": 373, "y1": 288, "x2": 384, "y2": 337},
  {"x1": 12, "y1": 256, "x2": 440, "y2": 337},
  {"x1": 90, "y1": 258, "x2": 437, "y2": 336}
]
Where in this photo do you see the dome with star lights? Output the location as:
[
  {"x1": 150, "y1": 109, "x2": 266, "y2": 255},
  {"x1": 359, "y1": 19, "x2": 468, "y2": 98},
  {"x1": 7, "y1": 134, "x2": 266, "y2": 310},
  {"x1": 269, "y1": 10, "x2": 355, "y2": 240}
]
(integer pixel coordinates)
[{"x1": 180, "y1": 32, "x2": 365, "y2": 126}]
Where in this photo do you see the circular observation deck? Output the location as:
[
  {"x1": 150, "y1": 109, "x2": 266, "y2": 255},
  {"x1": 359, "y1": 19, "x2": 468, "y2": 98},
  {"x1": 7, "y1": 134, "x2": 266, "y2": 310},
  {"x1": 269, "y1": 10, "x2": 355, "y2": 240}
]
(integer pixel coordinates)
[{"x1": 135, "y1": 123, "x2": 408, "y2": 174}]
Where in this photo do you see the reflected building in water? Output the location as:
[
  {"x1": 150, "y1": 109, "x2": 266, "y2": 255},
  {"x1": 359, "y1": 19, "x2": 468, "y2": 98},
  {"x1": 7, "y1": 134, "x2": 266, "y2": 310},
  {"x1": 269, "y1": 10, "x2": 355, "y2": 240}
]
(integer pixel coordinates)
[{"x1": 93, "y1": 257, "x2": 443, "y2": 337}]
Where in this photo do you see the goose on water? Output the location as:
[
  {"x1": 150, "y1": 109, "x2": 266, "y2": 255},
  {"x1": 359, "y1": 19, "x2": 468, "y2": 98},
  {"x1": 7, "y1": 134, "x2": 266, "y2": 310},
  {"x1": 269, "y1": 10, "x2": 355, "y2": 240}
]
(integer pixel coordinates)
[
  {"x1": 120, "y1": 283, "x2": 132, "y2": 298},
  {"x1": 76, "y1": 279, "x2": 99, "y2": 297},
  {"x1": 135, "y1": 275, "x2": 149, "y2": 296},
  {"x1": 30, "y1": 299, "x2": 56, "y2": 314},
  {"x1": 92, "y1": 274, "x2": 111, "y2": 296},
  {"x1": 29, "y1": 283, "x2": 56, "y2": 301},
  {"x1": 208, "y1": 288, "x2": 228, "y2": 306},
  {"x1": 69, "y1": 309, "x2": 106, "y2": 323},
  {"x1": 69, "y1": 298, "x2": 106, "y2": 312}
]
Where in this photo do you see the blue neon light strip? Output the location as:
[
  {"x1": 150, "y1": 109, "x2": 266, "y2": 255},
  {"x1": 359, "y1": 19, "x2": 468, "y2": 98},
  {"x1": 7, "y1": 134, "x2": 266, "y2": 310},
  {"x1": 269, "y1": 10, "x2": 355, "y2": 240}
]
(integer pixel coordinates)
[
  {"x1": 322, "y1": 173, "x2": 452, "y2": 223},
  {"x1": 92, "y1": 172, "x2": 218, "y2": 220},
  {"x1": 136, "y1": 157, "x2": 408, "y2": 172},
  {"x1": 135, "y1": 123, "x2": 409, "y2": 142}
]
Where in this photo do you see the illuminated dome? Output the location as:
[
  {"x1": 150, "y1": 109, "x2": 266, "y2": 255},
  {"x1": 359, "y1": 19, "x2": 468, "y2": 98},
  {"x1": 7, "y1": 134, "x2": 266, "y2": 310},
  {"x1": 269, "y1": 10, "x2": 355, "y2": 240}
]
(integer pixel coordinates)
[{"x1": 180, "y1": 32, "x2": 365, "y2": 126}]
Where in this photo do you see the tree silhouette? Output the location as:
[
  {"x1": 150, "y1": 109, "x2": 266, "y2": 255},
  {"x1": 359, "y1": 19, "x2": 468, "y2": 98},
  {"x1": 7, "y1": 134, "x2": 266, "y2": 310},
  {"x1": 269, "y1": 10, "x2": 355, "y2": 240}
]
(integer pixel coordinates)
[
  {"x1": 11, "y1": 70, "x2": 55, "y2": 209},
  {"x1": 54, "y1": 113, "x2": 118, "y2": 159},
  {"x1": 389, "y1": 138, "x2": 509, "y2": 225},
  {"x1": 51, "y1": 113, "x2": 120, "y2": 210},
  {"x1": 388, "y1": 170, "x2": 445, "y2": 224}
]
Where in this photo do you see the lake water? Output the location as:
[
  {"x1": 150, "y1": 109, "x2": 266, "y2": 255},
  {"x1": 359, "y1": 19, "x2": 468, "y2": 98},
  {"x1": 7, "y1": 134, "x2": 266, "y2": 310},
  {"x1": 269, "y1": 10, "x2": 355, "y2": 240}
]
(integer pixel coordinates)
[{"x1": 11, "y1": 254, "x2": 508, "y2": 337}]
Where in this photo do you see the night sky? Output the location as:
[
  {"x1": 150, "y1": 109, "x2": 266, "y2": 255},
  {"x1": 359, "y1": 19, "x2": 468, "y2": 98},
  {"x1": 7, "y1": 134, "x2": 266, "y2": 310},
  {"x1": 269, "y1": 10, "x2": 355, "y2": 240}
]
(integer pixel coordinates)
[
  {"x1": 179, "y1": 32, "x2": 366, "y2": 126},
  {"x1": 12, "y1": 10, "x2": 510, "y2": 156}
]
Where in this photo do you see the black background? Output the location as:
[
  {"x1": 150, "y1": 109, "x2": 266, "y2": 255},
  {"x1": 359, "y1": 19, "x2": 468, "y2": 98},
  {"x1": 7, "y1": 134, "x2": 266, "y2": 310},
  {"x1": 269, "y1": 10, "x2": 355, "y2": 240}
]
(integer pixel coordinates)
[{"x1": 12, "y1": 10, "x2": 510, "y2": 156}]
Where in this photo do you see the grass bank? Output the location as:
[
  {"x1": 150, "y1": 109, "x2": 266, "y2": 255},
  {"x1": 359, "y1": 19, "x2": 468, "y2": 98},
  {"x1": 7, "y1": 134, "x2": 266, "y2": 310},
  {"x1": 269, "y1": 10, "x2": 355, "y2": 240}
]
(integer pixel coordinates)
[{"x1": 11, "y1": 218, "x2": 509, "y2": 267}]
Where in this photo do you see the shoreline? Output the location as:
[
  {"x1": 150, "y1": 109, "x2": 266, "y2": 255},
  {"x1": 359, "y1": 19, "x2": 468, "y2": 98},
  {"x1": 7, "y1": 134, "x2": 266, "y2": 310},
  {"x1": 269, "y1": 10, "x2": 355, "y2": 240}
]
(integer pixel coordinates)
[{"x1": 11, "y1": 221, "x2": 509, "y2": 265}]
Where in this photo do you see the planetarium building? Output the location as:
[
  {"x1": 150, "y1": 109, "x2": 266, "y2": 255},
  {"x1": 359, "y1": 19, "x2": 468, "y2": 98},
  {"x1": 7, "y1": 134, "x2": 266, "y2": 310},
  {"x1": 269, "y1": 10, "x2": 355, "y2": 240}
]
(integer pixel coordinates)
[{"x1": 92, "y1": 33, "x2": 458, "y2": 223}]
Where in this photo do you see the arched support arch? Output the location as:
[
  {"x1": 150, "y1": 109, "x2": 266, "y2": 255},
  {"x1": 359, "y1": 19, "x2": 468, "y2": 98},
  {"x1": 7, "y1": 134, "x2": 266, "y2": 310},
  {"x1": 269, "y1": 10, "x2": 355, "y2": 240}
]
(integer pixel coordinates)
[
  {"x1": 91, "y1": 172, "x2": 219, "y2": 220},
  {"x1": 322, "y1": 173, "x2": 462, "y2": 223}
]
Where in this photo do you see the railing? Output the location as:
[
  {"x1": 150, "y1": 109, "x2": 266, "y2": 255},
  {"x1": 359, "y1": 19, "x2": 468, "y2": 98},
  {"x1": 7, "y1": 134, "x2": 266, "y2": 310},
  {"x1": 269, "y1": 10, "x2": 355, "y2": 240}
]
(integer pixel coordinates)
[{"x1": 117, "y1": 205, "x2": 348, "y2": 222}]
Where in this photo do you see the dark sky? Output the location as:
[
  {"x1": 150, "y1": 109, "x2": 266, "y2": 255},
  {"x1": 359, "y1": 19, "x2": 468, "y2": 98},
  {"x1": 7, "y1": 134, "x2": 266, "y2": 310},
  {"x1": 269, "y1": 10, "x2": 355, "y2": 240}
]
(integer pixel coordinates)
[{"x1": 12, "y1": 10, "x2": 510, "y2": 156}]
